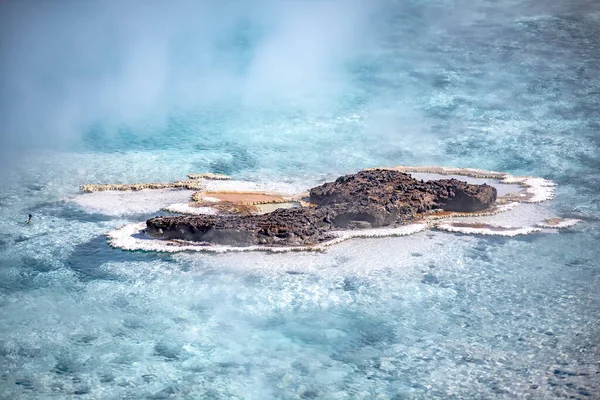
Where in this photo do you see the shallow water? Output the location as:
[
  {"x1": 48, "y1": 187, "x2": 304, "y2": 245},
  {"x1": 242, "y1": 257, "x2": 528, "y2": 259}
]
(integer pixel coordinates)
[{"x1": 1, "y1": 0, "x2": 599, "y2": 399}]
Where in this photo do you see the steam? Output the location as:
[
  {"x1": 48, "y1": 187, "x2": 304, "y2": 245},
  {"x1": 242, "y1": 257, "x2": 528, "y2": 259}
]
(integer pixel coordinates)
[
  {"x1": 2, "y1": 0, "x2": 590, "y2": 173},
  {"x1": 0, "y1": 0, "x2": 372, "y2": 158}
]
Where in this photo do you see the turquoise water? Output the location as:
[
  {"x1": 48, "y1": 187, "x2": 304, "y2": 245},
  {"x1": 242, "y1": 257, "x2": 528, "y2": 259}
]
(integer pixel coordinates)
[{"x1": 1, "y1": 1, "x2": 599, "y2": 398}]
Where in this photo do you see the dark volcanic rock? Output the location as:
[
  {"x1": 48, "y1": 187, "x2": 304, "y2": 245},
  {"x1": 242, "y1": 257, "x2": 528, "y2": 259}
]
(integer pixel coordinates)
[
  {"x1": 146, "y1": 169, "x2": 497, "y2": 247},
  {"x1": 426, "y1": 178, "x2": 497, "y2": 212},
  {"x1": 147, "y1": 207, "x2": 337, "y2": 247},
  {"x1": 310, "y1": 169, "x2": 437, "y2": 227},
  {"x1": 309, "y1": 170, "x2": 496, "y2": 214}
]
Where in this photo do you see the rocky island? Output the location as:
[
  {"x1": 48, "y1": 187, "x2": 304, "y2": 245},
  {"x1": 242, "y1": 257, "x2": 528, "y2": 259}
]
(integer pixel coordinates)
[{"x1": 145, "y1": 169, "x2": 497, "y2": 247}]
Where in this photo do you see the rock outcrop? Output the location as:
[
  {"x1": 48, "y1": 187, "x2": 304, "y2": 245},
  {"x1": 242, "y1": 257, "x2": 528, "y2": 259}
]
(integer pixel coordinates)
[
  {"x1": 146, "y1": 169, "x2": 496, "y2": 247},
  {"x1": 146, "y1": 207, "x2": 337, "y2": 247}
]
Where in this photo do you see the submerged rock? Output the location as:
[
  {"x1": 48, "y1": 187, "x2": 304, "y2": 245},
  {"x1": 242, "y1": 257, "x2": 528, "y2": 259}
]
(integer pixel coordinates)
[{"x1": 146, "y1": 169, "x2": 496, "y2": 247}]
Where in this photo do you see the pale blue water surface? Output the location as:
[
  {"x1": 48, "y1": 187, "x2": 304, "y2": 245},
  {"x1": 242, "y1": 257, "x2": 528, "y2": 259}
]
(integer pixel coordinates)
[{"x1": 0, "y1": 1, "x2": 599, "y2": 398}]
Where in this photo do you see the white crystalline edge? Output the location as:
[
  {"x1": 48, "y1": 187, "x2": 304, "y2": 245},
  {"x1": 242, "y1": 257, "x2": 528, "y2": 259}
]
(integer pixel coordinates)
[
  {"x1": 434, "y1": 223, "x2": 543, "y2": 237},
  {"x1": 330, "y1": 224, "x2": 428, "y2": 239},
  {"x1": 387, "y1": 165, "x2": 507, "y2": 178},
  {"x1": 440, "y1": 203, "x2": 553, "y2": 228},
  {"x1": 388, "y1": 166, "x2": 556, "y2": 203},
  {"x1": 69, "y1": 189, "x2": 196, "y2": 216},
  {"x1": 439, "y1": 166, "x2": 505, "y2": 178},
  {"x1": 162, "y1": 203, "x2": 218, "y2": 215},
  {"x1": 426, "y1": 201, "x2": 522, "y2": 220},
  {"x1": 106, "y1": 223, "x2": 429, "y2": 253},
  {"x1": 494, "y1": 202, "x2": 521, "y2": 212},
  {"x1": 499, "y1": 176, "x2": 556, "y2": 203},
  {"x1": 536, "y1": 218, "x2": 582, "y2": 229},
  {"x1": 187, "y1": 173, "x2": 231, "y2": 180},
  {"x1": 410, "y1": 173, "x2": 522, "y2": 197},
  {"x1": 202, "y1": 180, "x2": 304, "y2": 195}
]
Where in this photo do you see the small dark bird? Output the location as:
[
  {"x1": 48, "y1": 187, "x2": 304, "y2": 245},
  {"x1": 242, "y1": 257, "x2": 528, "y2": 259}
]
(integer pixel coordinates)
[{"x1": 27, "y1": 214, "x2": 32, "y2": 224}]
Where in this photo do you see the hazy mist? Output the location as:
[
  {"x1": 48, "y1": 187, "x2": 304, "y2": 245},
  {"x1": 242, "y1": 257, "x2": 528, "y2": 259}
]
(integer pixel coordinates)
[
  {"x1": 2, "y1": 0, "x2": 598, "y2": 171},
  {"x1": 0, "y1": 0, "x2": 374, "y2": 157}
]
